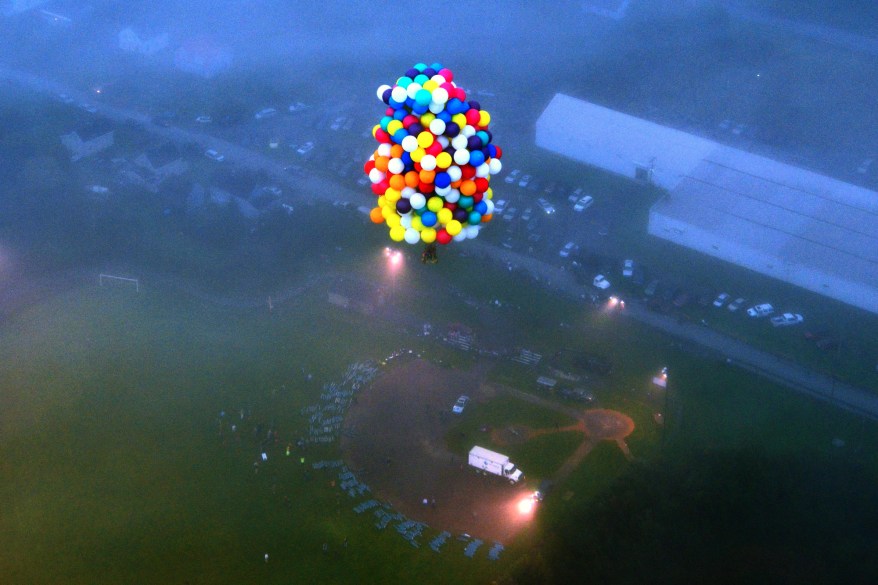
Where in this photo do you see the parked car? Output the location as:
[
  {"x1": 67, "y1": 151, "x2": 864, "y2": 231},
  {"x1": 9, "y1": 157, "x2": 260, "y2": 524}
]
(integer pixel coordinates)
[
  {"x1": 559, "y1": 242, "x2": 577, "y2": 258},
  {"x1": 204, "y1": 149, "x2": 224, "y2": 162},
  {"x1": 593, "y1": 274, "x2": 611, "y2": 289},
  {"x1": 622, "y1": 259, "x2": 634, "y2": 277},
  {"x1": 771, "y1": 313, "x2": 804, "y2": 327},
  {"x1": 505, "y1": 169, "x2": 521, "y2": 184},
  {"x1": 518, "y1": 174, "x2": 532, "y2": 188},
  {"x1": 493, "y1": 199, "x2": 508, "y2": 214},
  {"x1": 521, "y1": 208, "x2": 533, "y2": 222},
  {"x1": 330, "y1": 116, "x2": 347, "y2": 130},
  {"x1": 746, "y1": 303, "x2": 774, "y2": 317},
  {"x1": 452, "y1": 395, "x2": 469, "y2": 414},
  {"x1": 644, "y1": 279, "x2": 659, "y2": 297},
  {"x1": 727, "y1": 297, "x2": 746, "y2": 311},
  {"x1": 503, "y1": 207, "x2": 518, "y2": 222},
  {"x1": 296, "y1": 141, "x2": 314, "y2": 155},
  {"x1": 568, "y1": 187, "x2": 584, "y2": 203},
  {"x1": 254, "y1": 107, "x2": 277, "y2": 120},
  {"x1": 573, "y1": 195, "x2": 593, "y2": 212},
  {"x1": 712, "y1": 293, "x2": 730, "y2": 307},
  {"x1": 536, "y1": 198, "x2": 555, "y2": 214}
]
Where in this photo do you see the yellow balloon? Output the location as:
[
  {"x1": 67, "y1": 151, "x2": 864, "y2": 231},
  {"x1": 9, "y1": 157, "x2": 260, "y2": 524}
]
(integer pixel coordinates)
[
  {"x1": 421, "y1": 228, "x2": 437, "y2": 244},
  {"x1": 423, "y1": 80, "x2": 438, "y2": 92},
  {"x1": 411, "y1": 215, "x2": 424, "y2": 231},
  {"x1": 384, "y1": 188, "x2": 401, "y2": 203},
  {"x1": 452, "y1": 113, "x2": 466, "y2": 128},
  {"x1": 386, "y1": 214, "x2": 401, "y2": 229},
  {"x1": 372, "y1": 124, "x2": 381, "y2": 138},
  {"x1": 411, "y1": 148, "x2": 425, "y2": 163},
  {"x1": 437, "y1": 208, "x2": 453, "y2": 225},
  {"x1": 426, "y1": 196, "x2": 443, "y2": 213},
  {"x1": 417, "y1": 131, "x2": 434, "y2": 149},
  {"x1": 479, "y1": 110, "x2": 491, "y2": 126},
  {"x1": 419, "y1": 111, "x2": 436, "y2": 126},
  {"x1": 446, "y1": 219, "x2": 462, "y2": 236},
  {"x1": 377, "y1": 195, "x2": 387, "y2": 208},
  {"x1": 386, "y1": 119, "x2": 403, "y2": 135},
  {"x1": 389, "y1": 225, "x2": 405, "y2": 242},
  {"x1": 435, "y1": 151, "x2": 452, "y2": 169}
]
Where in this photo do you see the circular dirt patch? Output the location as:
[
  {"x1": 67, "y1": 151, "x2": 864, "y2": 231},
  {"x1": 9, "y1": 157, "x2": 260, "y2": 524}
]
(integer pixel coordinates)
[{"x1": 341, "y1": 358, "x2": 538, "y2": 543}]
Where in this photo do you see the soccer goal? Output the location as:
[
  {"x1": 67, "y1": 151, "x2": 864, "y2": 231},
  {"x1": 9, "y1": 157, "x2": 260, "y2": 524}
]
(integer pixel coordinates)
[{"x1": 99, "y1": 273, "x2": 140, "y2": 292}]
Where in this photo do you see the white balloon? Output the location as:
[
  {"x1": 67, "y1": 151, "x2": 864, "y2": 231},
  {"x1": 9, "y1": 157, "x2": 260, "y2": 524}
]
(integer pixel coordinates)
[
  {"x1": 436, "y1": 135, "x2": 450, "y2": 148},
  {"x1": 420, "y1": 155, "x2": 436, "y2": 171},
  {"x1": 401, "y1": 187, "x2": 416, "y2": 198},
  {"x1": 435, "y1": 185, "x2": 451, "y2": 196},
  {"x1": 428, "y1": 101, "x2": 444, "y2": 114},
  {"x1": 388, "y1": 158, "x2": 404, "y2": 175},
  {"x1": 451, "y1": 135, "x2": 468, "y2": 151},
  {"x1": 462, "y1": 125, "x2": 476, "y2": 137},
  {"x1": 391, "y1": 86, "x2": 407, "y2": 103},
  {"x1": 484, "y1": 198, "x2": 495, "y2": 215},
  {"x1": 431, "y1": 87, "x2": 448, "y2": 104},
  {"x1": 376, "y1": 84, "x2": 391, "y2": 100},
  {"x1": 466, "y1": 225, "x2": 480, "y2": 239},
  {"x1": 447, "y1": 166, "x2": 462, "y2": 182},
  {"x1": 453, "y1": 231, "x2": 467, "y2": 242},
  {"x1": 431, "y1": 75, "x2": 447, "y2": 86},
  {"x1": 406, "y1": 83, "x2": 422, "y2": 99},
  {"x1": 369, "y1": 168, "x2": 385, "y2": 184},
  {"x1": 376, "y1": 143, "x2": 392, "y2": 157},
  {"x1": 410, "y1": 193, "x2": 426, "y2": 210},
  {"x1": 400, "y1": 214, "x2": 413, "y2": 228},
  {"x1": 453, "y1": 149, "x2": 470, "y2": 165},
  {"x1": 489, "y1": 158, "x2": 503, "y2": 175},
  {"x1": 404, "y1": 228, "x2": 421, "y2": 244},
  {"x1": 402, "y1": 135, "x2": 418, "y2": 153},
  {"x1": 445, "y1": 189, "x2": 460, "y2": 203},
  {"x1": 429, "y1": 119, "x2": 446, "y2": 136},
  {"x1": 475, "y1": 163, "x2": 490, "y2": 178}
]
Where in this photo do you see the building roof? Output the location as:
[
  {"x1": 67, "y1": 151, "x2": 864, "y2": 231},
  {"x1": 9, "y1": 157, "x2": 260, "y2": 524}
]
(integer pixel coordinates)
[
  {"x1": 75, "y1": 119, "x2": 115, "y2": 142},
  {"x1": 143, "y1": 142, "x2": 182, "y2": 168},
  {"x1": 537, "y1": 93, "x2": 878, "y2": 314}
]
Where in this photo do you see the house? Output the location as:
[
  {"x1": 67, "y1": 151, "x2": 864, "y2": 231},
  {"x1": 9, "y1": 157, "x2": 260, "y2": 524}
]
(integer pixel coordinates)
[
  {"x1": 118, "y1": 27, "x2": 169, "y2": 56},
  {"x1": 60, "y1": 120, "x2": 114, "y2": 162},
  {"x1": 134, "y1": 143, "x2": 188, "y2": 184}
]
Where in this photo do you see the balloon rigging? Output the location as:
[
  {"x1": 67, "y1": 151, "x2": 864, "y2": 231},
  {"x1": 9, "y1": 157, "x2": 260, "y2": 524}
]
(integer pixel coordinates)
[{"x1": 364, "y1": 62, "x2": 503, "y2": 264}]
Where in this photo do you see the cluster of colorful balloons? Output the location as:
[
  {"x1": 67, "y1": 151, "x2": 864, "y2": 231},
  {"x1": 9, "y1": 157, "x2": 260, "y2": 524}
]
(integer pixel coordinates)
[{"x1": 365, "y1": 62, "x2": 502, "y2": 246}]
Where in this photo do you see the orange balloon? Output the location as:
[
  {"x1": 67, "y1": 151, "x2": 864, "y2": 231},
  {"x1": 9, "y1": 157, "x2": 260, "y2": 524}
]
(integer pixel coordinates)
[
  {"x1": 388, "y1": 174, "x2": 406, "y2": 191},
  {"x1": 459, "y1": 180, "x2": 476, "y2": 196},
  {"x1": 450, "y1": 180, "x2": 462, "y2": 189},
  {"x1": 419, "y1": 169, "x2": 436, "y2": 184},
  {"x1": 404, "y1": 171, "x2": 420, "y2": 188},
  {"x1": 369, "y1": 207, "x2": 384, "y2": 224},
  {"x1": 374, "y1": 156, "x2": 389, "y2": 173},
  {"x1": 481, "y1": 213, "x2": 492, "y2": 223},
  {"x1": 390, "y1": 144, "x2": 404, "y2": 158}
]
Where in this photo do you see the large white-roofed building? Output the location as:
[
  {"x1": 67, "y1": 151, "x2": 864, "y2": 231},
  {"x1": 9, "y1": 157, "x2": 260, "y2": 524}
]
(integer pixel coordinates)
[{"x1": 536, "y1": 93, "x2": 878, "y2": 314}]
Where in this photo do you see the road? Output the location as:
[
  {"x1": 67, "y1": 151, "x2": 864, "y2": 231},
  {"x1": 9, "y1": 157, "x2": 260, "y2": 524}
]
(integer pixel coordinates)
[{"x1": 3, "y1": 62, "x2": 877, "y2": 421}]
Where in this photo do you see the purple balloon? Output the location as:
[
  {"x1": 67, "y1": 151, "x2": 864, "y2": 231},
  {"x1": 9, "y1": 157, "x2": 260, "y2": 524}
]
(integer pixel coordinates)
[
  {"x1": 396, "y1": 199, "x2": 412, "y2": 214},
  {"x1": 408, "y1": 123, "x2": 424, "y2": 136},
  {"x1": 467, "y1": 136, "x2": 482, "y2": 150},
  {"x1": 453, "y1": 208, "x2": 469, "y2": 222},
  {"x1": 382, "y1": 88, "x2": 392, "y2": 104},
  {"x1": 445, "y1": 122, "x2": 460, "y2": 137},
  {"x1": 468, "y1": 100, "x2": 481, "y2": 111},
  {"x1": 423, "y1": 67, "x2": 436, "y2": 77},
  {"x1": 405, "y1": 68, "x2": 419, "y2": 78}
]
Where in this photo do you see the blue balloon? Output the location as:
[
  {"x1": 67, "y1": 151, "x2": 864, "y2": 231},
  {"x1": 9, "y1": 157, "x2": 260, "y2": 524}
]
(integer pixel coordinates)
[
  {"x1": 392, "y1": 128, "x2": 408, "y2": 144},
  {"x1": 475, "y1": 200, "x2": 488, "y2": 214},
  {"x1": 380, "y1": 116, "x2": 392, "y2": 131},
  {"x1": 421, "y1": 211, "x2": 437, "y2": 227},
  {"x1": 487, "y1": 144, "x2": 497, "y2": 158},
  {"x1": 430, "y1": 62, "x2": 443, "y2": 71},
  {"x1": 437, "y1": 110, "x2": 452, "y2": 123},
  {"x1": 393, "y1": 109, "x2": 407, "y2": 120},
  {"x1": 446, "y1": 98, "x2": 463, "y2": 114},
  {"x1": 468, "y1": 211, "x2": 482, "y2": 225},
  {"x1": 435, "y1": 172, "x2": 451, "y2": 188},
  {"x1": 469, "y1": 150, "x2": 485, "y2": 167},
  {"x1": 401, "y1": 151, "x2": 413, "y2": 168},
  {"x1": 476, "y1": 130, "x2": 490, "y2": 145}
]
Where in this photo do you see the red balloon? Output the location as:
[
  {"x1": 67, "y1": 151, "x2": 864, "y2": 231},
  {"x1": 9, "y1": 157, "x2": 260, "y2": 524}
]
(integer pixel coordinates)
[
  {"x1": 493, "y1": 146, "x2": 502, "y2": 159},
  {"x1": 426, "y1": 141, "x2": 443, "y2": 156},
  {"x1": 475, "y1": 177, "x2": 489, "y2": 192},
  {"x1": 436, "y1": 229, "x2": 452, "y2": 245},
  {"x1": 460, "y1": 165, "x2": 476, "y2": 180},
  {"x1": 370, "y1": 182, "x2": 385, "y2": 196},
  {"x1": 472, "y1": 192, "x2": 483, "y2": 203},
  {"x1": 465, "y1": 109, "x2": 481, "y2": 126},
  {"x1": 364, "y1": 160, "x2": 375, "y2": 174},
  {"x1": 418, "y1": 180, "x2": 434, "y2": 194},
  {"x1": 402, "y1": 115, "x2": 419, "y2": 128},
  {"x1": 444, "y1": 201, "x2": 457, "y2": 210},
  {"x1": 385, "y1": 107, "x2": 395, "y2": 116},
  {"x1": 374, "y1": 129, "x2": 391, "y2": 144}
]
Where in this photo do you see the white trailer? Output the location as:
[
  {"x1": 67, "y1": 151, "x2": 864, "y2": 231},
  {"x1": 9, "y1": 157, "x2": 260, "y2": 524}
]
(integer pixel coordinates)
[{"x1": 468, "y1": 446, "x2": 524, "y2": 484}]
